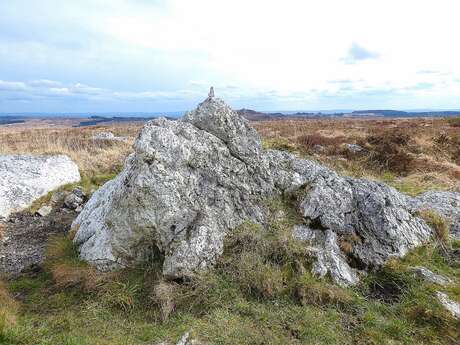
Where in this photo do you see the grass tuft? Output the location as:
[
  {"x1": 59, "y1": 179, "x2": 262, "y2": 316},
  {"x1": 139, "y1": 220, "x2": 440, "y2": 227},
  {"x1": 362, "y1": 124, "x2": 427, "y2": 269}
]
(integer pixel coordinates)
[{"x1": 416, "y1": 209, "x2": 450, "y2": 244}]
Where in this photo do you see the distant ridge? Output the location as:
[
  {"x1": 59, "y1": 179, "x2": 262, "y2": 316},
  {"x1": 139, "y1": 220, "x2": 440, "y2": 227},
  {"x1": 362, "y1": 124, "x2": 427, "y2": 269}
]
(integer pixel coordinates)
[
  {"x1": 0, "y1": 116, "x2": 26, "y2": 125},
  {"x1": 1, "y1": 109, "x2": 460, "y2": 126},
  {"x1": 348, "y1": 110, "x2": 460, "y2": 117},
  {"x1": 237, "y1": 109, "x2": 460, "y2": 120}
]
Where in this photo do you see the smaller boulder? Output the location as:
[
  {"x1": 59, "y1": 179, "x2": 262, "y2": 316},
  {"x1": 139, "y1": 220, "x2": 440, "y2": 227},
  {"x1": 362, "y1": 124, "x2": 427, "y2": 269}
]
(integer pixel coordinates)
[
  {"x1": 0, "y1": 155, "x2": 81, "y2": 219},
  {"x1": 345, "y1": 143, "x2": 364, "y2": 153},
  {"x1": 64, "y1": 188, "x2": 86, "y2": 210},
  {"x1": 410, "y1": 266, "x2": 452, "y2": 286},
  {"x1": 36, "y1": 205, "x2": 52, "y2": 217},
  {"x1": 92, "y1": 131, "x2": 127, "y2": 141},
  {"x1": 435, "y1": 291, "x2": 460, "y2": 319},
  {"x1": 293, "y1": 225, "x2": 359, "y2": 287}
]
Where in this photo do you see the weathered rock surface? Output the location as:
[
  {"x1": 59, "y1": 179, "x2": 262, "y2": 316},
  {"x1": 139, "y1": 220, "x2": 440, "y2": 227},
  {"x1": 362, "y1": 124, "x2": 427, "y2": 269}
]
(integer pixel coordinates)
[
  {"x1": 64, "y1": 188, "x2": 86, "y2": 210},
  {"x1": 298, "y1": 175, "x2": 432, "y2": 270},
  {"x1": 435, "y1": 291, "x2": 460, "y2": 319},
  {"x1": 293, "y1": 225, "x2": 359, "y2": 286},
  {"x1": 410, "y1": 266, "x2": 452, "y2": 286},
  {"x1": 73, "y1": 99, "x2": 275, "y2": 276},
  {"x1": 0, "y1": 155, "x2": 81, "y2": 219},
  {"x1": 72, "y1": 91, "x2": 439, "y2": 285},
  {"x1": 409, "y1": 191, "x2": 460, "y2": 239},
  {"x1": 36, "y1": 205, "x2": 52, "y2": 217}
]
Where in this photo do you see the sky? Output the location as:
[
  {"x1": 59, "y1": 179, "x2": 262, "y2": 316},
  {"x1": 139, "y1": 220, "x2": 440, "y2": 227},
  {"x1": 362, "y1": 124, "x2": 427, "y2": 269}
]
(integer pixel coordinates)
[{"x1": 1, "y1": 0, "x2": 460, "y2": 113}]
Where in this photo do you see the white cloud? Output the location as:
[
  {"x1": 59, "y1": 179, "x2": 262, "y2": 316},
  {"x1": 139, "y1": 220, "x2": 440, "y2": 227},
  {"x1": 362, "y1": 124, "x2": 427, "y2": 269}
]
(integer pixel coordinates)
[
  {"x1": 343, "y1": 42, "x2": 380, "y2": 64},
  {"x1": 1, "y1": 0, "x2": 460, "y2": 111},
  {"x1": 0, "y1": 80, "x2": 27, "y2": 91}
]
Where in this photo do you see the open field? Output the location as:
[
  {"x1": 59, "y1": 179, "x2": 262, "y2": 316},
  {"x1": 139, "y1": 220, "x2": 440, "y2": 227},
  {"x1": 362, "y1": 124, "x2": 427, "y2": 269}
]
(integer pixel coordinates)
[
  {"x1": 255, "y1": 117, "x2": 460, "y2": 195},
  {"x1": 2, "y1": 116, "x2": 459, "y2": 194},
  {"x1": 0, "y1": 117, "x2": 459, "y2": 345},
  {"x1": 0, "y1": 123, "x2": 141, "y2": 176}
]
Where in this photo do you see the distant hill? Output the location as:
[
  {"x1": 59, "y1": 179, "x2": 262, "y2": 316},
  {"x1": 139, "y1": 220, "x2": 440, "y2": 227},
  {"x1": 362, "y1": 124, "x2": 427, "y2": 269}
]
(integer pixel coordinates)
[
  {"x1": 75, "y1": 116, "x2": 158, "y2": 127},
  {"x1": 347, "y1": 110, "x2": 460, "y2": 117},
  {"x1": 236, "y1": 109, "x2": 284, "y2": 121},
  {"x1": 0, "y1": 116, "x2": 26, "y2": 125},
  {"x1": 237, "y1": 109, "x2": 460, "y2": 120}
]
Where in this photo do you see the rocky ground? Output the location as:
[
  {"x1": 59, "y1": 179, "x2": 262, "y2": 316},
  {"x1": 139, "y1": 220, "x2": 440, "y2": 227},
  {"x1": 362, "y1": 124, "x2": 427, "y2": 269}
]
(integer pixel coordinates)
[
  {"x1": 0, "y1": 190, "x2": 83, "y2": 275},
  {"x1": 0, "y1": 209, "x2": 76, "y2": 275}
]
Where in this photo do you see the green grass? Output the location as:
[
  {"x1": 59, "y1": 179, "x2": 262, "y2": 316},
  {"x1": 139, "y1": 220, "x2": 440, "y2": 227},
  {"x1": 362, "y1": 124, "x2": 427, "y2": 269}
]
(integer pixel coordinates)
[
  {"x1": 447, "y1": 117, "x2": 460, "y2": 128},
  {"x1": 1, "y1": 198, "x2": 459, "y2": 345},
  {"x1": 262, "y1": 138, "x2": 299, "y2": 153},
  {"x1": 78, "y1": 170, "x2": 120, "y2": 195},
  {"x1": 27, "y1": 183, "x2": 75, "y2": 214},
  {"x1": 389, "y1": 181, "x2": 426, "y2": 196}
]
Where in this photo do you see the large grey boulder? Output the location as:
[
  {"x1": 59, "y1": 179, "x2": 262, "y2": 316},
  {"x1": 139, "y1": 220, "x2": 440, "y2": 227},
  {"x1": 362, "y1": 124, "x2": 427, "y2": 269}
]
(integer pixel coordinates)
[
  {"x1": 298, "y1": 175, "x2": 432, "y2": 269},
  {"x1": 73, "y1": 99, "x2": 275, "y2": 276},
  {"x1": 0, "y1": 155, "x2": 80, "y2": 219},
  {"x1": 72, "y1": 91, "x2": 436, "y2": 285}
]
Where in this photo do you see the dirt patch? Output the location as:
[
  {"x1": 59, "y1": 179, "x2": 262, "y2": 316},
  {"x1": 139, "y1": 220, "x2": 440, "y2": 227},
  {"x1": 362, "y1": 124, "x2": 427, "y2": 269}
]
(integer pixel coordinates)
[
  {"x1": 365, "y1": 269, "x2": 413, "y2": 304},
  {"x1": 0, "y1": 208, "x2": 78, "y2": 276}
]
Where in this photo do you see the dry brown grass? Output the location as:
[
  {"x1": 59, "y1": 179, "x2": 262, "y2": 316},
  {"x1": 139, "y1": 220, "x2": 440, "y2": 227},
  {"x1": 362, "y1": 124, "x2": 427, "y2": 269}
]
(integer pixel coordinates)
[
  {"x1": 416, "y1": 209, "x2": 450, "y2": 244},
  {"x1": 254, "y1": 117, "x2": 460, "y2": 193},
  {"x1": 0, "y1": 281, "x2": 17, "y2": 337},
  {"x1": 1, "y1": 117, "x2": 458, "y2": 194},
  {"x1": 0, "y1": 223, "x2": 5, "y2": 241},
  {"x1": 0, "y1": 123, "x2": 142, "y2": 175},
  {"x1": 294, "y1": 278, "x2": 353, "y2": 308},
  {"x1": 152, "y1": 281, "x2": 177, "y2": 321}
]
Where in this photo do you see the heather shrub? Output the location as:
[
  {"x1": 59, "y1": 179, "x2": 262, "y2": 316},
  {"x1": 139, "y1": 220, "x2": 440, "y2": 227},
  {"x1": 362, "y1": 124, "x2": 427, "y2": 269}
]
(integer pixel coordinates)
[{"x1": 364, "y1": 131, "x2": 414, "y2": 174}]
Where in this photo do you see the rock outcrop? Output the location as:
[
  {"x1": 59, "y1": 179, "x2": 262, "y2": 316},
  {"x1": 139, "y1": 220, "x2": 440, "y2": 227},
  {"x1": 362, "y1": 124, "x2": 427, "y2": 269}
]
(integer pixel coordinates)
[
  {"x1": 0, "y1": 155, "x2": 80, "y2": 219},
  {"x1": 72, "y1": 90, "x2": 458, "y2": 286},
  {"x1": 297, "y1": 175, "x2": 432, "y2": 271}
]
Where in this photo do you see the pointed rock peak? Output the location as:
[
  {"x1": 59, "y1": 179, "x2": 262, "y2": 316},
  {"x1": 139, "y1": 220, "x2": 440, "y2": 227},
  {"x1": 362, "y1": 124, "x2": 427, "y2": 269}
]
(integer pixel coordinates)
[
  {"x1": 208, "y1": 86, "x2": 215, "y2": 98},
  {"x1": 183, "y1": 90, "x2": 261, "y2": 162}
]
